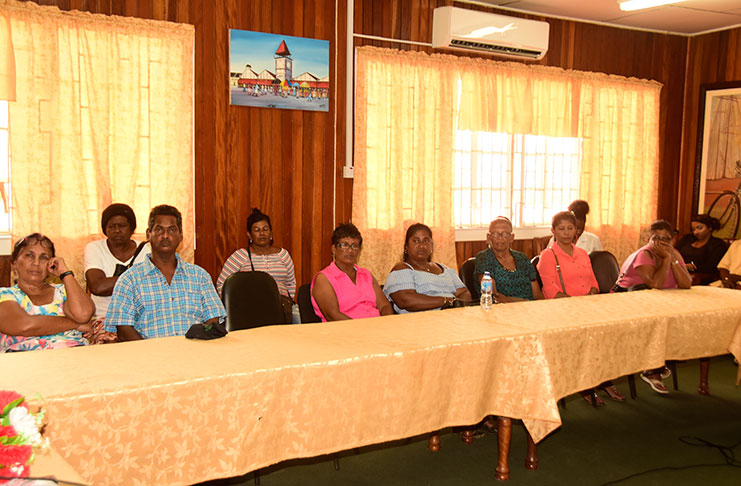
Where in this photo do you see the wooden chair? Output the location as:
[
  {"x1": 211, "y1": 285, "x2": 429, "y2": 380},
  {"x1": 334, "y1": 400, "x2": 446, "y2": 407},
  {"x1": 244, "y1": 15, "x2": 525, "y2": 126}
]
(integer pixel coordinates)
[{"x1": 532, "y1": 235, "x2": 551, "y2": 257}]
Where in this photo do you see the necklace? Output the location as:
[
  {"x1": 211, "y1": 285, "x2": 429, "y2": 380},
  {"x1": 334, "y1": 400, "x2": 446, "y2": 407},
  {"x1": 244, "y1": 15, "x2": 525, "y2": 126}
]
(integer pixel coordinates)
[
  {"x1": 495, "y1": 253, "x2": 517, "y2": 273},
  {"x1": 409, "y1": 261, "x2": 435, "y2": 273}
]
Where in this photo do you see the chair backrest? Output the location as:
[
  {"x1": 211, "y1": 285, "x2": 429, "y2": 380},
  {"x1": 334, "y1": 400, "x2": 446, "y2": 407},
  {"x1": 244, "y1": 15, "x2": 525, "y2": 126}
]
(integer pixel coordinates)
[
  {"x1": 221, "y1": 271, "x2": 287, "y2": 331},
  {"x1": 589, "y1": 250, "x2": 620, "y2": 294},
  {"x1": 297, "y1": 283, "x2": 321, "y2": 323},
  {"x1": 459, "y1": 257, "x2": 479, "y2": 300},
  {"x1": 530, "y1": 255, "x2": 543, "y2": 289},
  {"x1": 532, "y1": 235, "x2": 551, "y2": 258}
]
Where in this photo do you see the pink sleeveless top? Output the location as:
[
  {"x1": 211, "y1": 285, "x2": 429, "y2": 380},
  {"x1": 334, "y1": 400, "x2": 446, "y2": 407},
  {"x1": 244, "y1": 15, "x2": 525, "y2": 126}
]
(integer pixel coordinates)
[{"x1": 311, "y1": 262, "x2": 380, "y2": 321}]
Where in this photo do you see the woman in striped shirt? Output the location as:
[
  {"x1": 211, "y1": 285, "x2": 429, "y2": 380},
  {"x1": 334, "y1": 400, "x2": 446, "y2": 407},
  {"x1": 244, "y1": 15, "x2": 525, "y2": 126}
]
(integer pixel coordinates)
[
  {"x1": 216, "y1": 209, "x2": 296, "y2": 307},
  {"x1": 384, "y1": 223, "x2": 471, "y2": 313}
]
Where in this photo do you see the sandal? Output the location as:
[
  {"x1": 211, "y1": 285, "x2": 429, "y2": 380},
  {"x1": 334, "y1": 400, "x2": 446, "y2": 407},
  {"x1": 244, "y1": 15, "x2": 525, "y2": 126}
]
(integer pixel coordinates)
[
  {"x1": 659, "y1": 366, "x2": 672, "y2": 379},
  {"x1": 600, "y1": 384, "x2": 626, "y2": 401},
  {"x1": 580, "y1": 390, "x2": 604, "y2": 406},
  {"x1": 640, "y1": 372, "x2": 668, "y2": 394}
]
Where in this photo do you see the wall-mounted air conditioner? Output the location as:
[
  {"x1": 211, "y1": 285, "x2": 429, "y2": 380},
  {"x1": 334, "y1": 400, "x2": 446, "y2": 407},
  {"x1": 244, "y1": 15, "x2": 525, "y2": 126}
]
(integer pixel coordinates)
[{"x1": 432, "y1": 6, "x2": 549, "y2": 61}]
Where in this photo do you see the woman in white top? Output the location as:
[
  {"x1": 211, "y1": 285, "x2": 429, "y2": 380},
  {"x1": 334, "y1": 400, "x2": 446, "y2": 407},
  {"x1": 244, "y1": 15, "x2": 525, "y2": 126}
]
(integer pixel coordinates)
[
  {"x1": 84, "y1": 204, "x2": 149, "y2": 340},
  {"x1": 384, "y1": 223, "x2": 470, "y2": 314},
  {"x1": 547, "y1": 199, "x2": 603, "y2": 253},
  {"x1": 217, "y1": 208, "x2": 296, "y2": 320}
]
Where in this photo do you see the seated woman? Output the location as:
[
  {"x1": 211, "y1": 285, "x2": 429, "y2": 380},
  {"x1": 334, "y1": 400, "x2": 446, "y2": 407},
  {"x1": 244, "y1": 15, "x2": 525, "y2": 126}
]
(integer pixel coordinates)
[
  {"x1": 547, "y1": 199, "x2": 603, "y2": 253},
  {"x1": 675, "y1": 214, "x2": 727, "y2": 285},
  {"x1": 538, "y1": 211, "x2": 600, "y2": 299},
  {"x1": 84, "y1": 203, "x2": 149, "y2": 342},
  {"x1": 0, "y1": 234, "x2": 95, "y2": 352},
  {"x1": 311, "y1": 223, "x2": 392, "y2": 321},
  {"x1": 538, "y1": 212, "x2": 619, "y2": 404},
  {"x1": 474, "y1": 216, "x2": 543, "y2": 302},
  {"x1": 613, "y1": 219, "x2": 691, "y2": 394},
  {"x1": 384, "y1": 223, "x2": 471, "y2": 313},
  {"x1": 216, "y1": 208, "x2": 296, "y2": 321}
]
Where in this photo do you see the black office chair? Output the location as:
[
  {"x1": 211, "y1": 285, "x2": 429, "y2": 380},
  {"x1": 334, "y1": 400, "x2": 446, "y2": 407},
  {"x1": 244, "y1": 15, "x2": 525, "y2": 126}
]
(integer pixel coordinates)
[
  {"x1": 297, "y1": 283, "x2": 322, "y2": 323},
  {"x1": 589, "y1": 250, "x2": 620, "y2": 294},
  {"x1": 221, "y1": 271, "x2": 288, "y2": 331},
  {"x1": 458, "y1": 257, "x2": 479, "y2": 300},
  {"x1": 530, "y1": 255, "x2": 543, "y2": 289}
]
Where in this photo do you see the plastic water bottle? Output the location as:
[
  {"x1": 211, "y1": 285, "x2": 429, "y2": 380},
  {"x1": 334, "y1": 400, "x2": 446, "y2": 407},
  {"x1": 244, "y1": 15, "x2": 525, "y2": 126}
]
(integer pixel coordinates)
[{"x1": 480, "y1": 271, "x2": 493, "y2": 310}]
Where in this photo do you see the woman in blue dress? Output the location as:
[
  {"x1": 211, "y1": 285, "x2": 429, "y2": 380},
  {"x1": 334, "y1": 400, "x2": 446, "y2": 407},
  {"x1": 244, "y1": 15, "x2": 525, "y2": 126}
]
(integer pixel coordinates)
[
  {"x1": 384, "y1": 223, "x2": 471, "y2": 313},
  {"x1": 474, "y1": 216, "x2": 544, "y2": 302}
]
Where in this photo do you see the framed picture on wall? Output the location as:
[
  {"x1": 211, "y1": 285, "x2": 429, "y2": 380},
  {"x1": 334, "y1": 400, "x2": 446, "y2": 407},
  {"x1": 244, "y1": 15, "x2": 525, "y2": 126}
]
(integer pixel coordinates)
[
  {"x1": 694, "y1": 81, "x2": 741, "y2": 240},
  {"x1": 229, "y1": 29, "x2": 330, "y2": 112}
]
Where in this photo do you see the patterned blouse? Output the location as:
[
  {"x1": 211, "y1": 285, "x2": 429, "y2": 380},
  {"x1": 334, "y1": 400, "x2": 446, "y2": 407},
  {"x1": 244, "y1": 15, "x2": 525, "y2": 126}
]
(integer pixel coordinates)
[
  {"x1": 216, "y1": 248, "x2": 296, "y2": 298},
  {"x1": 473, "y1": 249, "x2": 538, "y2": 300},
  {"x1": 384, "y1": 262, "x2": 466, "y2": 314},
  {"x1": 0, "y1": 284, "x2": 87, "y2": 353}
]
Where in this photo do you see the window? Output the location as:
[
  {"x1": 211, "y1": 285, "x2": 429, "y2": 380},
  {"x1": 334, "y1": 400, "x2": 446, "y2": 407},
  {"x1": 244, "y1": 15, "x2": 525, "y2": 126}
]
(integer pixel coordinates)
[
  {"x1": 0, "y1": 100, "x2": 9, "y2": 234},
  {"x1": 453, "y1": 130, "x2": 582, "y2": 230}
]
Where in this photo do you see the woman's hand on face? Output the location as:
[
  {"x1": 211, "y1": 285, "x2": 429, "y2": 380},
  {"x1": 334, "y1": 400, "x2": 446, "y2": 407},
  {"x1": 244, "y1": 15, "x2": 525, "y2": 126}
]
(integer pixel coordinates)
[
  {"x1": 46, "y1": 257, "x2": 69, "y2": 277},
  {"x1": 651, "y1": 240, "x2": 670, "y2": 259}
]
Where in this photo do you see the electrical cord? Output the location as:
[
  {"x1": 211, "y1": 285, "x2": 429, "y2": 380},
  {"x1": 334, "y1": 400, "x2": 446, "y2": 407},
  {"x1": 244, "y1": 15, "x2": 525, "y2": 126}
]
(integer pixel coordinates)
[{"x1": 600, "y1": 436, "x2": 741, "y2": 485}]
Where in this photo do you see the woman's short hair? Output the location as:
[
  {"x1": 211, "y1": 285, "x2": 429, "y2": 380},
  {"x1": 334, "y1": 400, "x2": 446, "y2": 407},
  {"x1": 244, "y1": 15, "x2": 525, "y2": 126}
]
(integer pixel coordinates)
[
  {"x1": 403, "y1": 223, "x2": 432, "y2": 261},
  {"x1": 331, "y1": 223, "x2": 362, "y2": 247},
  {"x1": 12, "y1": 233, "x2": 55, "y2": 263},
  {"x1": 247, "y1": 208, "x2": 271, "y2": 233},
  {"x1": 568, "y1": 200, "x2": 590, "y2": 221},
  {"x1": 489, "y1": 216, "x2": 513, "y2": 231},
  {"x1": 147, "y1": 205, "x2": 182, "y2": 232},
  {"x1": 690, "y1": 214, "x2": 720, "y2": 231},
  {"x1": 649, "y1": 219, "x2": 674, "y2": 234},
  {"x1": 552, "y1": 211, "x2": 576, "y2": 229},
  {"x1": 101, "y1": 203, "x2": 136, "y2": 235}
]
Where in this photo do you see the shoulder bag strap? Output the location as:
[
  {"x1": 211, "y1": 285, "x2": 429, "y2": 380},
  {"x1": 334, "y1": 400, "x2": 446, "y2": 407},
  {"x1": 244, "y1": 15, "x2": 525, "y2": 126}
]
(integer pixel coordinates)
[
  {"x1": 551, "y1": 248, "x2": 567, "y2": 295},
  {"x1": 126, "y1": 241, "x2": 149, "y2": 269},
  {"x1": 246, "y1": 247, "x2": 256, "y2": 272}
]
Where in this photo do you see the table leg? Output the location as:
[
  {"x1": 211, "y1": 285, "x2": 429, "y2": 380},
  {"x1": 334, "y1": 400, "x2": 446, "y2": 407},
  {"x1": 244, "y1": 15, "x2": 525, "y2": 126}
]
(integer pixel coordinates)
[
  {"x1": 495, "y1": 416, "x2": 512, "y2": 481},
  {"x1": 428, "y1": 431, "x2": 441, "y2": 452},
  {"x1": 525, "y1": 430, "x2": 538, "y2": 470},
  {"x1": 460, "y1": 427, "x2": 475, "y2": 445},
  {"x1": 698, "y1": 357, "x2": 710, "y2": 395}
]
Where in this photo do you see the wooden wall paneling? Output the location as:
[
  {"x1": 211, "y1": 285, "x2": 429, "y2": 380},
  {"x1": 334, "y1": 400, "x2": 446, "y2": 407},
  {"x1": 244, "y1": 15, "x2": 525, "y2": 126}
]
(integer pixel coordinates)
[
  {"x1": 0, "y1": 255, "x2": 10, "y2": 287},
  {"x1": 678, "y1": 27, "x2": 741, "y2": 233}
]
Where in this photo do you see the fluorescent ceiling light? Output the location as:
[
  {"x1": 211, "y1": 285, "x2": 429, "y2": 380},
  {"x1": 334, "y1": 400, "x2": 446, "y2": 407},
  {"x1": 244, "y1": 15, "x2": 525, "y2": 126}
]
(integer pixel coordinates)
[{"x1": 619, "y1": 0, "x2": 687, "y2": 12}]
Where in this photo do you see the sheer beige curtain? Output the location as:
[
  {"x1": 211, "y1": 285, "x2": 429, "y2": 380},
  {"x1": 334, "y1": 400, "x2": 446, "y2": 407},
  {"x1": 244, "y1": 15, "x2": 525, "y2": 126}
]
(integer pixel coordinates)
[
  {"x1": 355, "y1": 47, "x2": 661, "y2": 266},
  {"x1": 353, "y1": 47, "x2": 459, "y2": 282},
  {"x1": 455, "y1": 56, "x2": 661, "y2": 261},
  {"x1": 0, "y1": 0, "x2": 194, "y2": 279}
]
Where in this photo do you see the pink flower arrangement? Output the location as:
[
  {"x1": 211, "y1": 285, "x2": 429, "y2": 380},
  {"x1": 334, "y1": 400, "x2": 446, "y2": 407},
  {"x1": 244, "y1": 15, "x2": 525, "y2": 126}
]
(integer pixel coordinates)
[{"x1": 0, "y1": 391, "x2": 46, "y2": 483}]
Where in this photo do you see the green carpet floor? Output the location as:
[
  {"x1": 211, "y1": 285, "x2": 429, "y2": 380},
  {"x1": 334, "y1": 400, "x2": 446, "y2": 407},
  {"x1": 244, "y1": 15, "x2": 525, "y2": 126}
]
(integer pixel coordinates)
[{"x1": 198, "y1": 356, "x2": 741, "y2": 485}]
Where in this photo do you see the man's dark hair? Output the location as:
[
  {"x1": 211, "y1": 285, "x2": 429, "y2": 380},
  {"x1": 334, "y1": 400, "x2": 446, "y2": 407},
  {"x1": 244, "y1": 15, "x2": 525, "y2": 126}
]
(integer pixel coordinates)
[
  {"x1": 148, "y1": 205, "x2": 183, "y2": 232},
  {"x1": 331, "y1": 223, "x2": 363, "y2": 247}
]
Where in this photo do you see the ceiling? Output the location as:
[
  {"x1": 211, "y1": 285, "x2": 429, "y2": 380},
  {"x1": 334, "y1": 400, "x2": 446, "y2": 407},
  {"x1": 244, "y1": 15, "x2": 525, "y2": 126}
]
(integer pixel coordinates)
[{"x1": 474, "y1": 0, "x2": 741, "y2": 35}]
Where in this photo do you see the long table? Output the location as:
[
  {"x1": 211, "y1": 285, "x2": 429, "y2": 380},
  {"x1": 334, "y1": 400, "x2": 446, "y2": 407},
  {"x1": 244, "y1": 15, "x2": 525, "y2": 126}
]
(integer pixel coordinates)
[{"x1": 3, "y1": 287, "x2": 741, "y2": 485}]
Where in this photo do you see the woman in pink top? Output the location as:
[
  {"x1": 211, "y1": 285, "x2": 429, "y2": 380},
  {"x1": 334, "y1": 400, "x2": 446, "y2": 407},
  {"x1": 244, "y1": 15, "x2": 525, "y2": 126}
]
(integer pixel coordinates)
[
  {"x1": 538, "y1": 211, "x2": 600, "y2": 299},
  {"x1": 613, "y1": 219, "x2": 691, "y2": 394},
  {"x1": 614, "y1": 219, "x2": 692, "y2": 292},
  {"x1": 311, "y1": 223, "x2": 393, "y2": 321},
  {"x1": 538, "y1": 212, "x2": 620, "y2": 404}
]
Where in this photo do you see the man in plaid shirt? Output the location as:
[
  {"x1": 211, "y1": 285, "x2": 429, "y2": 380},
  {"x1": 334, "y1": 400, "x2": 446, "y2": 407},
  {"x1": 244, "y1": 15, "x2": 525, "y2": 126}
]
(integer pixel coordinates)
[{"x1": 105, "y1": 205, "x2": 225, "y2": 341}]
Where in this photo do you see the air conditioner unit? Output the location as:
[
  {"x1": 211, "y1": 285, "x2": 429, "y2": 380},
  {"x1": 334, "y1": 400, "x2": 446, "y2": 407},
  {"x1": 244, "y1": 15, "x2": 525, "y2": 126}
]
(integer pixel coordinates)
[{"x1": 432, "y1": 6, "x2": 549, "y2": 61}]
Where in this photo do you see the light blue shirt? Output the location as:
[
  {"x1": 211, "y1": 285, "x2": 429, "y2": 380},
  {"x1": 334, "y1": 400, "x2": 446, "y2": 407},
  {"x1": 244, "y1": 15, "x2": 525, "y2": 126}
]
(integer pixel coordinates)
[
  {"x1": 105, "y1": 253, "x2": 226, "y2": 339},
  {"x1": 383, "y1": 263, "x2": 465, "y2": 314}
]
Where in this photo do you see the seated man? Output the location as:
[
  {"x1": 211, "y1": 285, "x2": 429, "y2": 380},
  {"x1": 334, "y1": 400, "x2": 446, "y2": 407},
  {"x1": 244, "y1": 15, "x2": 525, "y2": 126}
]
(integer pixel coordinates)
[
  {"x1": 714, "y1": 239, "x2": 741, "y2": 289},
  {"x1": 105, "y1": 205, "x2": 225, "y2": 341}
]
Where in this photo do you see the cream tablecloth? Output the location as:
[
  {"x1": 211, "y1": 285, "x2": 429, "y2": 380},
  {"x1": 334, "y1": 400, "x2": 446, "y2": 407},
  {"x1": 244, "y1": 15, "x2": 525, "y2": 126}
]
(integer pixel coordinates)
[{"x1": 2, "y1": 286, "x2": 740, "y2": 486}]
